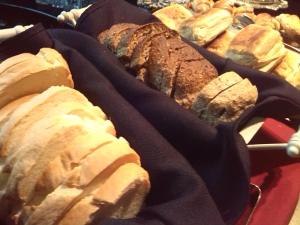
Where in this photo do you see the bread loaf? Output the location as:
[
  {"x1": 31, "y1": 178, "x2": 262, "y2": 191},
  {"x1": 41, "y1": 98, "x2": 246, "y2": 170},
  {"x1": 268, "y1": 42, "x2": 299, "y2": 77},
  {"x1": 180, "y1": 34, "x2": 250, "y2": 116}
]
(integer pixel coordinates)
[
  {"x1": 0, "y1": 50, "x2": 150, "y2": 225},
  {"x1": 0, "y1": 48, "x2": 73, "y2": 109},
  {"x1": 226, "y1": 24, "x2": 287, "y2": 72},
  {"x1": 179, "y1": 8, "x2": 233, "y2": 46},
  {"x1": 190, "y1": 0, "x2": 214, "y2": 14},
  {"x1": 255, "y1": 13, "x2": 280, "y2": 30},
  {"x1": 153, "y1": 4, "x2": 194, "y2": 32},
  {"x1": 276, "y1": 14, "x2": 300, "y2": 48}
]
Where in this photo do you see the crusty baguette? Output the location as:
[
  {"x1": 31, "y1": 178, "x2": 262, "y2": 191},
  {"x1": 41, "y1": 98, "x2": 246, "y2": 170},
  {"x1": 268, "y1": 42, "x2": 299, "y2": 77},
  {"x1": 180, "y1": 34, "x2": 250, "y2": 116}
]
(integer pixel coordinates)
[
  {"x1": 0, "y1": 48, "x2": 74, "y2": 109},
  {"x1": 25, "y1": 138, "x2": 141, "y2": 225},
  {"x1": 58, "y1": 163, "x2": 150, "y2": 225},
  {"x1": 0, "y1": 86, "x2": 106, "y2": 158},
  {"x1": 191, "y1": 72, "x2": 243, "y2": 115}
]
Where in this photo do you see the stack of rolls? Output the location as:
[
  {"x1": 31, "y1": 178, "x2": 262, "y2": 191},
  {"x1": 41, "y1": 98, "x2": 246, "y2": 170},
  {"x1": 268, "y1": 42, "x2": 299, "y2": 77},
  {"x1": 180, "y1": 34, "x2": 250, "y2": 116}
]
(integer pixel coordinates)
[
  {"x1": 0, "y1": 49, "x2": 150, "y2": 225},
  {"x1": 98, "y1": 22, "x2": 258, "y2": 125},
  {"x1": 152, "y1": 0, "x2": 300, "y2": 90}
]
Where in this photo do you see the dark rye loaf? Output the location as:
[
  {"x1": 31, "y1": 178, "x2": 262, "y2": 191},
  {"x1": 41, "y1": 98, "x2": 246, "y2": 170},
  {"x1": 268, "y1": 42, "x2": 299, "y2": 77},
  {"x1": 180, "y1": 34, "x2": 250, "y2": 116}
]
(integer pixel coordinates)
[{"x1": 130, "y1": 29, "x2": 178, "y2": 73}]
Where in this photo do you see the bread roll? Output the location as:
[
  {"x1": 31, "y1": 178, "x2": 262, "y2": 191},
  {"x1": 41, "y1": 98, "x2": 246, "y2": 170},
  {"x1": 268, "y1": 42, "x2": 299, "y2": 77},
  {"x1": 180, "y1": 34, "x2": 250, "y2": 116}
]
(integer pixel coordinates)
[
  {"x1": 273, "y1": 49, "x2": 300, "y2": 88},
  {"x1": 276, "y1": 14, "x2": 300, "y2": 48},
  {"x1": 207, "y1": 27, "x2": 239, "y2": 57},
  {"x1": 213, "y1": 0, "x2": 234, "y2": 14},
  {"x1": 58, "y1": 163, "x2": 149, "y2": 225},
  {"x1": 255, "y1": 13, "x2": 280, "y2": 30},
  {"x1": 190, "y1": 0, "x2": 214, "y2": 14},
  {"x1": 25, "y1": 138, "x2": 141, "y2": 225},
  {"x1": 226, "y1": 24, "x2": 287, "y2": 72},
  {"x1": 153, "y1": 4, "x2": 194, "y2": 32},
  {"x1": 0, "y1": 48, "x2": 73, "y2": 109},
  {"x1": 179, "y1": 8, "x2": 233, "y2": 46}
]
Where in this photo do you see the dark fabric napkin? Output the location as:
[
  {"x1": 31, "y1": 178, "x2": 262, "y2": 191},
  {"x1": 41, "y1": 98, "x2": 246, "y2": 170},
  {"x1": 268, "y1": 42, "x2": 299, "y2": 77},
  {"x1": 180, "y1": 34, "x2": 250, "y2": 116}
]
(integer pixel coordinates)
[{"x1": 0, "y1": 1, "x2": 300, "y2": 224}]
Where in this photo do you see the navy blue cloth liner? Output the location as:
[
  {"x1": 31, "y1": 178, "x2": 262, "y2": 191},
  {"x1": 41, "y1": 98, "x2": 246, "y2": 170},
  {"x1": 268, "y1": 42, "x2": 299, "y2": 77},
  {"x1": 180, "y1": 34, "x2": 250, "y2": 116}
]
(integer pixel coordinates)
[{"x1": 0, "y1": 1, "x2": 300, "y2": 224}]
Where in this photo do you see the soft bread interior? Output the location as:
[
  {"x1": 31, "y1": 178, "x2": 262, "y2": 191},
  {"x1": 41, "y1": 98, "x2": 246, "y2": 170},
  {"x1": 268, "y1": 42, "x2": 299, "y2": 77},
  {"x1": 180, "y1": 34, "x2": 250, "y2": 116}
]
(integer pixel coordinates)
[
  {"x1": 0, "y1": 86, "x2": 106, "y2": 158},
  {"x1": 0, "y1": 50, "x2": 73, "y2": 109},
  {"x1": 0, "y1": 94, "x2": 37, "y2": 131},
  {"x1": 25, "y1": 138, "x2": 141, "y2": 225},
  {"x1": 3, "y1": 115, "x2": 114, "y2": 203},
  {"x1": 57, "y1": 163, "x2": 149, "y2": 225},
  {"x1": 1, "y1": 101, "x2": 110, "y2": 173}
]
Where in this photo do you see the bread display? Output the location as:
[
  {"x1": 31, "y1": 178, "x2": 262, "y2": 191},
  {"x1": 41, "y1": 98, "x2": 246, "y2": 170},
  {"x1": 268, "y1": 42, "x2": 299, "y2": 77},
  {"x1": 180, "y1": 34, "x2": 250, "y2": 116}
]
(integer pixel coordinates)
[
  {"x1": 0, "y1": 48, "x2": 73, "y2": 109},
  {"x1": 191, "y1": 71, "x2": 258, "y2": 125},
  {"x1": 149, "y1": 1, "x2": 300, "y2": 90},
  {"x1": 0, "y1": 51, "x2": 150, "y2": 225},
  {"x1": 99, "y1": 22, "x2": 258, "y2": 125},
  {"x1": 179, "y1": 8, "x2": 233, "y2": 46},
  {"x1": 226, "y1": 24, "x2": 287, "y2": 72}
]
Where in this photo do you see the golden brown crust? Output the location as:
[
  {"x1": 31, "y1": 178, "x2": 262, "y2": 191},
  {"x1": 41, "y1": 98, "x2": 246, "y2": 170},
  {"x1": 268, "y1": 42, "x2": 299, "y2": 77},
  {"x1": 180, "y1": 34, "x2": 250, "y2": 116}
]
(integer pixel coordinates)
[
  {"x1": 179, "y1": 8, "x2": 233, "y2": 46},
  {"x1": 255, "y1": 13, "x2": 280, "y2": 30},
  {"x1": 226, "y1": 24, "x2": 286, "y2": 70}
]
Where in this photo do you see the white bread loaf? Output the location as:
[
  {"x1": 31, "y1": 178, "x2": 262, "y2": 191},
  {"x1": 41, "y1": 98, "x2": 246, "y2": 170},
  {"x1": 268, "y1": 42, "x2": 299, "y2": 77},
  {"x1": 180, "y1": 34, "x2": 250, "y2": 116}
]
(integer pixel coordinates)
[
  {"x1": 0, "y1": 86, "x2": 106, "y2": 158},
  {"x1": 0, "y1": 48, "x2": 74, "y2": 109},
  {"x1": 58, "y1": 163, "x2": 150, "y2": 225},
  {"x1": 26, "y1": 138, "x2": 141, "y2": 225}
]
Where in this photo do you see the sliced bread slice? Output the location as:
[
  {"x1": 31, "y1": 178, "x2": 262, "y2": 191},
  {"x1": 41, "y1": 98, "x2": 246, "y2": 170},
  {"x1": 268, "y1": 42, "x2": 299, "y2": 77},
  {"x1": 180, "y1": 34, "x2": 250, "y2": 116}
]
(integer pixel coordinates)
[
  {"x1": 25, "y1": 138, "x2": 140, "y2": 225},
  {"x1": 3, "y1": 114, "x2": 115, "y2": 203},
  {"x1": 0, "y1": 86, "x2": 106, "y2": 157},
  {"x1": 58, "y1": 163, "x2": 150, "y2": 225},
  {"x1": 0, "y1": 49, "x2": 73, "y2": 109}
]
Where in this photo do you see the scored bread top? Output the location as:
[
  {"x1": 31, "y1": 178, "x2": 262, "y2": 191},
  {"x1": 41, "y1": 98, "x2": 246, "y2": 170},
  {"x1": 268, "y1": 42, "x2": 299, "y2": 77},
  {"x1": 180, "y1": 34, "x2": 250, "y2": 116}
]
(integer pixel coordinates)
[
  {"x1": 115, "y1": 22, "x2": 170, "y2": 63},
  {"x1": 98, "y1": 23, "x2": 139, "y2": 54},
  {"x1": 191, "y1": 71, "x2": 243, "y2": 115}
]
